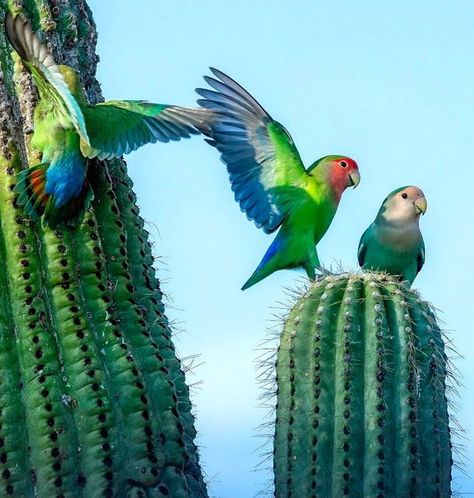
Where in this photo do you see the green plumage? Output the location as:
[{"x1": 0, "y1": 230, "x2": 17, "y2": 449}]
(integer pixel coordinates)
[
  {"x1": 197, "y1": 69, "x2": 361, "y2": 289},
  {"x1": 358, "y1": 186, "x2": 426, "y2": 286},
  {"x1": 5, "y1": 13, "x2": 212, "y2": 227},
  {"x1": 241, "y1": 153, "x2": 350, "y2": 290}
]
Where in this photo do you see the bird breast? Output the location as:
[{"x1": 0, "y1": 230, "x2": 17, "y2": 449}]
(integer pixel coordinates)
[{"x1": 377, "y1": 222, "x2": 421, "y2": 251}]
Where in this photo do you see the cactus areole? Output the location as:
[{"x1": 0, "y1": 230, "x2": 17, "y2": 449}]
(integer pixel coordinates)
[
  {"x1": 0, "y1": 1, "x2": 207, "y2": 497},
  {"x1": 273, "y1": 274, "x2": 452, "y2": 498}
]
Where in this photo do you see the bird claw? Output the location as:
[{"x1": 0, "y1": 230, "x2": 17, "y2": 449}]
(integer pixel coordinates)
[{"x1": 23, "y1": 126, "x2": 34, "y2": 135}]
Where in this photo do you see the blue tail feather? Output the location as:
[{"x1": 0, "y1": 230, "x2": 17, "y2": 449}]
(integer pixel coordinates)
[
  {"x1": 257, "y1": 236, "x2": 282, "y2": 270},
  {"x1": 14, "y1": 156, "x2": 92, "y2": 227},
  {"x1": 241, "y1": 235, "x2": 284, "y2": 290}
]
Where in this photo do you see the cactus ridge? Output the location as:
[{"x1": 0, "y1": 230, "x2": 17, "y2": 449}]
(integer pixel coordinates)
[
  {"x1": 0, "y1": 0, "x2": 207, "y2": 496},
  {"x1": 257, "y1": 273, "x2": 457, "y2": 498}
]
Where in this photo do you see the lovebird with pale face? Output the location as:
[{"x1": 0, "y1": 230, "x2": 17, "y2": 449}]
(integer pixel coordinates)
[
  {"x1": 5, "y1": 13, "x2": 212, "y2": 227},
  {"x1": 358, "y1": 186, "x2": 427, "y2": 286},
  {"x1": 196, "y1": 68, "x2": 360, "y2": 290}
]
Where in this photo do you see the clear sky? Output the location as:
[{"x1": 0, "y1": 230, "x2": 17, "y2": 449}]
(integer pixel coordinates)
[{"x1": 89, "y1": 1, "x2": 473, "y2": 496}]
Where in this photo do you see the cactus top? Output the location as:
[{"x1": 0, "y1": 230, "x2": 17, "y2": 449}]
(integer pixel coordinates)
[{"x1": 273, "y1": 273, "x2": 452, "y2": 498}]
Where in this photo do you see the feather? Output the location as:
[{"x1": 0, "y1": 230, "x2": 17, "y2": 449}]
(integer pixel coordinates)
[{"x1": 5, "y1": 13, "x2": 90, "y2": 144}]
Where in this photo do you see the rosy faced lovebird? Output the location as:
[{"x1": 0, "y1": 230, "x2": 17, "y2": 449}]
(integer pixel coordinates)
[
  {"x1": 5, "y1": 13, "x2": 213, "y2": 227},
  {"x1": 358, "y1": 186, "x2": 427, "y2": 286},
  {"x1": 196, "y1": 68, "x2": 360, "y2": 290}
]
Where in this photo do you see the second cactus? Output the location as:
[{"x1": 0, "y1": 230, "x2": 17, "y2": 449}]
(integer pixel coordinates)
[{"x1": 273, "y1": 273, "x2": 452, "y2": 498}]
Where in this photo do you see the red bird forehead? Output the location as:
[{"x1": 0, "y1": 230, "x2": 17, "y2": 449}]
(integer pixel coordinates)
[{"x1": 339, "y1": 157, "x2": 358, "y2": 170}]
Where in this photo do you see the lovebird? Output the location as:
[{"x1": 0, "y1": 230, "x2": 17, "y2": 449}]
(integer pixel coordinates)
[
  {"x1": 196, "y1": 68, "x2": 361, "y2": 290},
  {"x1": 358, "y1": 186, "x2": 427, "y2": 286},
  {"x1": 5, "y1": 13, "x2": 213, "y2": 227}
]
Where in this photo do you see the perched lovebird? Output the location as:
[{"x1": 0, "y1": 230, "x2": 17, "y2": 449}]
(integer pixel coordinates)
[
  {"x1": 358, "y1": 186, "x2": 427, "y2": 286},
  {"x1": 196, "y1": 68, "x2": 360, "y2": 290},
  {"x1": 5, "y1": 13, "x2": 212, "y2": 227}
]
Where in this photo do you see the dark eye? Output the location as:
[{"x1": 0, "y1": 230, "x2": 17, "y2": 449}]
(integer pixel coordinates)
[
  {"x1": 401, "y1": 193, "x2": 408, "y2": 199},
  {"x1": 340, "y1": 160, "x2": 348, "y2": 168}
]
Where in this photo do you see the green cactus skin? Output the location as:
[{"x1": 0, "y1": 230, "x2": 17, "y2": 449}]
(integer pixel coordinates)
[
  {"x1": 0, "y1": 1, "x2": 207, "y2": 496},
  {"x1": 273, "y1": 274, "x2": 452, "y2": 498}
]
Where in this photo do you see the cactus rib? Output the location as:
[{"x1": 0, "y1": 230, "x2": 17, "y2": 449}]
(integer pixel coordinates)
[{"x1": 0, "y1": 1, "x2": 207, "y2": 496}]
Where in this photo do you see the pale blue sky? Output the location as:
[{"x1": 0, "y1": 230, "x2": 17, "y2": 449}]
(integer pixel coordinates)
[{"x1": 90, "y1": 1, "x2": 473, "y2": 496}]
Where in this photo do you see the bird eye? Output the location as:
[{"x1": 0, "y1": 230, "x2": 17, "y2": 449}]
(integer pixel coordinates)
[
  {"x1": 401, "y1": 193, "x2": 408, "y2": 199},
  {"x1": 340, "y1": 160, "x2": 348, "y2": 168}
]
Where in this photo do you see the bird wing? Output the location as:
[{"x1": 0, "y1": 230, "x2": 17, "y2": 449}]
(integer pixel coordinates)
[
  {"x1": 196, "y1": 68, "x2": 309, "y2": 234},
  {"x1": 5, "y1": 13, "x2": 89, "y2": 145},
  {"x1": 357, "y1": 230, "x2": 368, "y2": 267},
  {"x1": 416, "y1": 241, "x2": 425, "y2": 275},
  {"x1": 79, "y1": 101, "x2": 213, "y2": 160}
]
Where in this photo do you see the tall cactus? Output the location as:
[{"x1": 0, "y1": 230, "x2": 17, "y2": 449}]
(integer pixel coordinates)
[
  {"x1": 0, "y1": 1, "x2": 207, "y2": 497},
  {"x1": 272, "y1": 273, "x2": 452, "y2": 498}
]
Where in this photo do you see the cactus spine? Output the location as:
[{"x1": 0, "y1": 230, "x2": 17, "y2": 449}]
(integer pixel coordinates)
[
  {"x1": 273, "y1": 274, "x2": 452, "y2": 498},
  {"x1": 0, "y1": 1, "x2": 207, "y2": 496}
]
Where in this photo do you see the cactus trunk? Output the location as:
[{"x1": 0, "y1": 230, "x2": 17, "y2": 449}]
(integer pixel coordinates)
[
  {"x1": 0, "y1": 1, "x2": 207, "y2": 497},
  {"x1": 273, "y1": 274, "x2": 452, "y2": 498}
]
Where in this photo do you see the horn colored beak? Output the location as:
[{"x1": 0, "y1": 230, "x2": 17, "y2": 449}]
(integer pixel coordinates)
[
  {"x1": 414, "y1": 196, "x2": 427, "y2": 215},
  {"x1": 349, "y1": 170, "x2": 361, "y2": 188}
]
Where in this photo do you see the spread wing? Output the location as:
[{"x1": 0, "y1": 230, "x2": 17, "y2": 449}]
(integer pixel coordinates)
[
  {"x1": 196, "y1": 68, "x2": 309, "y2": 234},
  {"x1": 5, "y1": 13, "x2": 89, "y2": 144},
  {"x1": 80, "y1": 101, "x2": 214, "y2": 160}
]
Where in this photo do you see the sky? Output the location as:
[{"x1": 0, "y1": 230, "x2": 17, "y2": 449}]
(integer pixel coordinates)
[{"x1": 89, "y1": 1, "x2": 474, "y2": 496}]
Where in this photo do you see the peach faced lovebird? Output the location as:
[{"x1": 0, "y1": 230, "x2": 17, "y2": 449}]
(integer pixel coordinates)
[
  {"x1": 5, "y1": 13, "x2": 213, "y2": 227},
  {"x1": 196, "y1": 68, "x2": 360, "y2": 290},
  {"x1": 358, "y1": 186, "x2": 427, "y2": 286}
]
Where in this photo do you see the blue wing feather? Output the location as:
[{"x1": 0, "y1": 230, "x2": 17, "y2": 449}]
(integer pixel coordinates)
[{"x1": 197, "y1": 68, "x2": 308, "y2": 233}]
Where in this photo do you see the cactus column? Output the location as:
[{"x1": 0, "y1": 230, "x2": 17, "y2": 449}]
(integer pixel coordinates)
[
  {"x1": 0, "y1": 1, "x2": 207, "y2": 497},
  {"x1": 273, "y1": 274, "x2": 452, "y2": 498}
]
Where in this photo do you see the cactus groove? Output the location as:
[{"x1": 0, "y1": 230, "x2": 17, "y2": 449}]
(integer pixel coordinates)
[
  {"x1": 0, "y1": 0, "x2": 207, "y2": 496},
  {"x1": 273, "y1": 273, "x2": 452, "y2": 498}
]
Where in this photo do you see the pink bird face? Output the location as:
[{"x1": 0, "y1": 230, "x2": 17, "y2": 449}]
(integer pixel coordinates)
[
  {"x1": 385, "y1": 186, "x2": 427, "y2": 223},
  {"x1": 329, "y1": 157, "x2": 360, "y2": 198}
]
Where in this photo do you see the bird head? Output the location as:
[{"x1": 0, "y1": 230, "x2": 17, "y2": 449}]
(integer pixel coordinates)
[
  {"x1": 378, "y1": 186, "x2": 427, "y2": 225},
  {"x1": 308, "y1": 155, "x2": 360, "y2": 200}
]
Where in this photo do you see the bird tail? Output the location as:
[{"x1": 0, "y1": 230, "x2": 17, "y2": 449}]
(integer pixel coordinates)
[
  {"x1": 241, "y1": 235, "x2": 284, "y2": 290},
  {"x1": 14, "y1": 163, "x2": 93, "y2": 228}
]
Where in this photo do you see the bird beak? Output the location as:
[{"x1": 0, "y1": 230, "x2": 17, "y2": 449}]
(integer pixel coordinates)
[
  {"x1": 348, "y1": 170, "x2": 361, "y2": 189},
  {"x1": 413, "y1": 196, "x2": 427, "y2": 215}
]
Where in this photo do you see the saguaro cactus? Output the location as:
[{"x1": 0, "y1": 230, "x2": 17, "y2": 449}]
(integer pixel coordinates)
[
  {"x1": 273, "y1": 273, "x2": 452, "y2": 498},
  {"x1": 0, "y1": 1, "x2": 207, "y2": 497}
]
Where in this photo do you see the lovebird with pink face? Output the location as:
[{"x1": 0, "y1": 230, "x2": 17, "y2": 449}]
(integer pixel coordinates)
[
  {"x1": 196, "y1": 68, "x2": 360, "y2": 290},
  {"x1": 358, "y1": 186, "x2": 427, "y2": 286}
]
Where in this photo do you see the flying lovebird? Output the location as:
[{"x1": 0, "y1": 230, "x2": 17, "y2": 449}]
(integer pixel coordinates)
[
  {"x1": 196, "y1": 68, "x2": 360, "y2": 290},
  {"x1": 5, "y1": 13, "x2": 213, "y2": 227},
  {"x1": 358, "y1": 186, "x2": 427, "y2": 286}
]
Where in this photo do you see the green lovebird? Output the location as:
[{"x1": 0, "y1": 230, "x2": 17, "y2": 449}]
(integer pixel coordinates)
[
  {"x1": 358, "y1": 186, "x2": 427, "y2": 286},
  {"x1": 196, "y1": 68, "x2": 361, "y2": 290},
  {"x1": 5, "y1": 13, "x2": 212, "y2": 227}
]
